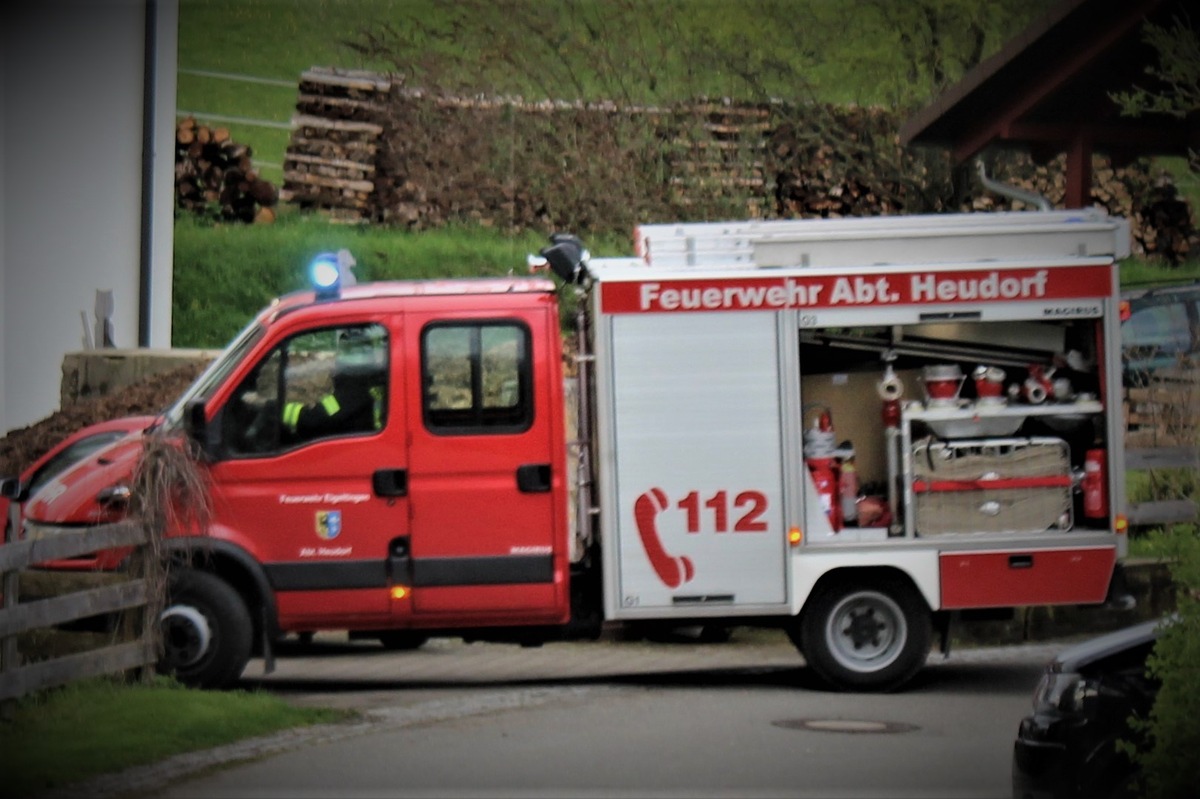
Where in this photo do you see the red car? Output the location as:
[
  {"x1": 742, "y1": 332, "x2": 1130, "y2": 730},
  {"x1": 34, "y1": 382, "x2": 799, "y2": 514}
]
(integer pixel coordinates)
[{"x1": 1, "y1": 415, "x2": 156, "y2": 545}]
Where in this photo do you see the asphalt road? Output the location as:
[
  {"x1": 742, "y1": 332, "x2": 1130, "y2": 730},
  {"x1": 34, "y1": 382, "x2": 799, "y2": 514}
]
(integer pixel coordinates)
[{"x1": 81, "y1": 632, "x2": 1067, "y2": 799}]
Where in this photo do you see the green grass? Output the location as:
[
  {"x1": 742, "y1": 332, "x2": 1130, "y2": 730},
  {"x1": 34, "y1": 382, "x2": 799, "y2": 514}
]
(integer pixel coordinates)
[
  {"x1": 175, "y1": 73, "x2": 296, "y2": 182},
  {"x1": 0, "y1": 675, "x2": 349, "y2": 797},
  {"x1": 1120, "y1": 257, "x2": 1200, "y2": 289},
  {"x1": 177, "y1": 0, "x2": 403, "y2": 78},
  {"x1": 176, "y1": 1, "x2": 1043, "y2": 189},
  {"x1": 177, "y1": 0, "x2": 418, "y2": 183},
  {"x1": 1127, "y1": 525, "x2": 1197, "y2": 561},
  {"x1": 172, "y1": 210, "x2": 627, "y2": 347}
]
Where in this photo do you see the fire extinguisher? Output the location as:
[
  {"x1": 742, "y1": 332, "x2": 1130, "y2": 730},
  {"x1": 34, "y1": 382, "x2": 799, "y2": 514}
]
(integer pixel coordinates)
[
  {"x1": 804, "y1": 407, "x2": 842, "y2": 531},
  {"x1": 1083, "y1": 448, "x2": 1108, "y2": 520}
]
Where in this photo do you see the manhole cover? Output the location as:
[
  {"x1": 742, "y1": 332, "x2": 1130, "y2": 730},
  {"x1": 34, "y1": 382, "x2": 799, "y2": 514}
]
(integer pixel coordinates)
[{"x1": 772, "y1": 718, "x2": 919, "y2": 734}]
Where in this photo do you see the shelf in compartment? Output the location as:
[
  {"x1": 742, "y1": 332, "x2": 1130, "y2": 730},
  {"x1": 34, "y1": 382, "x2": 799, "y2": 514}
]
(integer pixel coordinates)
[{"x1": 903, "y1": 399, "x2": 1102, "y2": 438}]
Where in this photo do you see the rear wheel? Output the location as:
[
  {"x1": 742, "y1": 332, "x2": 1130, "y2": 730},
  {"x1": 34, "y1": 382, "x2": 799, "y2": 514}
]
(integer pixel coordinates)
[
  {"x1": 159, "y1": 570, "x2": 253, "y2": 689},
  {"x1": 793, "y1": 575, "x2": 931, "y2": 691}
]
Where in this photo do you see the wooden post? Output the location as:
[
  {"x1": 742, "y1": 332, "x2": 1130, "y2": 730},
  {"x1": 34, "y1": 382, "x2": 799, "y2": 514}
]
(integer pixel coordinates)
[
  {"x1": 118, "y1": 527, "x2": 159, "y2": 685},
  {"x1": 1064, "y1": 133, "x2": 1093, "y2": 209},
  {"x1": 2, "y1": 501, "x2": 21, "y2": 719}
]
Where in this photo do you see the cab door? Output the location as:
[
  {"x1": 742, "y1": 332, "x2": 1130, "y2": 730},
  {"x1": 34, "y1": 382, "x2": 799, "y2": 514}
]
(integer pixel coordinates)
[
  {"x1": 208, "y1": 315, "x2": 409, "y2": 629},
  {"x1": 402, "y1": 308, "x2": 568, "y2": 625}
]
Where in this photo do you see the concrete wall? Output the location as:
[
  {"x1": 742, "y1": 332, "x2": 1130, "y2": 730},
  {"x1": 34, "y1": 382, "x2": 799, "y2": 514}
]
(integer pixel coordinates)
[
  {"x1": 0, "y1": 0, "x2": 178, "y2": 435},
  {"x1": 60, "y1": 348, "x2": 216, "y2": 407}
]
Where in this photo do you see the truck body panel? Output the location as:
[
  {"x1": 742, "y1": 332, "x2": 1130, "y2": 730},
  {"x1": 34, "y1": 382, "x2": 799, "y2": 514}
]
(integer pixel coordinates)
[
  {"x1": 589, "y1": 214, "x2": 1129, "y2": 633},
  {"x1": 594, "y1": 310, "x2": 794, "y2": 619}
]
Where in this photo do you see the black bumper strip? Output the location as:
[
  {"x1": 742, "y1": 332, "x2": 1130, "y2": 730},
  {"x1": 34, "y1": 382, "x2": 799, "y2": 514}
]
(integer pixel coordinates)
[
  {"x1": 410, "y1": 554, "x2": 554, "y2": 587},
  {"x1": 265, "y1": 560, "x2": 388, "y2": 591},
  {"x1": 264, "y1": 554, "x2": 554, "y2": 591}
]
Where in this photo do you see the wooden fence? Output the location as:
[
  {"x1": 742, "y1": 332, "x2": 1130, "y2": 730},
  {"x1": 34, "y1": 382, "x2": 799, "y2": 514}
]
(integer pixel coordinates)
[
  {"x1": 0, "y1": 517, "x2": 158, "y2": 704},
  {"x1": 1123, "y1": 362, "x2": 1200, "y2": 527}
]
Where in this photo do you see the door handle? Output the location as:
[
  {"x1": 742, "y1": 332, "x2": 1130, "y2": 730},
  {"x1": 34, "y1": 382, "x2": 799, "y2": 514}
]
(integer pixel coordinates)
[
  {"x1": 373, "y1": 468, "x2": 408, "y2": 498},
  {"x1": 1009, "y1": 554, "x2": 1033, "y2": 569},
  {"x1": 516, "y1": 463, "x2": 552, "y2": 493}
]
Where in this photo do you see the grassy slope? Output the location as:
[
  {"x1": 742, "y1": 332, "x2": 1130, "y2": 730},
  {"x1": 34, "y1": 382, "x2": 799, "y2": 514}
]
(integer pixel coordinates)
[
  {"x1": 177, "y1": 0, "x2": 409, "y2": 182},
  {"x1": 174, "y1": 0, "x2": 936, "y2": 184}
]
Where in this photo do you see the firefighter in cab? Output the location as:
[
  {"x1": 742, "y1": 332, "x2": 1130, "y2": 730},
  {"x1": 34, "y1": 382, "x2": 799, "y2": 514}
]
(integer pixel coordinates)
[{"x1": 282, "y1": 325, "x2": 387, "y2": 441}]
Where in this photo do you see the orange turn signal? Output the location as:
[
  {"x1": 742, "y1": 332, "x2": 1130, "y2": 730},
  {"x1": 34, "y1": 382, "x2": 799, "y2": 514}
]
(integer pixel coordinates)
[
  {"x1": 390, "y1": 585, "x2": 410, "y2": 600},
  {"x1": 788, "y1": 526, "x2": 803, "y2": 546},
  {"x1": 1115, "y1": 514, "x2": 1128, "y2": 534}
]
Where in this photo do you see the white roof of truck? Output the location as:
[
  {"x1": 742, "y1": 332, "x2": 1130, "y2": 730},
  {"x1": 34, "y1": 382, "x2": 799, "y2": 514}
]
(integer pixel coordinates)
[{"x1": 628, "y1": 209, "x2": 1131, "y2": 270}]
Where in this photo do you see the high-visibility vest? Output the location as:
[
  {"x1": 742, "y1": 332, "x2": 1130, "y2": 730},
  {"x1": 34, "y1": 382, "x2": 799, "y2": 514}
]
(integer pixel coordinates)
[
  {"x1": 282, "y1": 394, "x2": 340, "y2": 431},
  {"x1": 282, "y1": 389, "x2": 381, "y2": 432}
]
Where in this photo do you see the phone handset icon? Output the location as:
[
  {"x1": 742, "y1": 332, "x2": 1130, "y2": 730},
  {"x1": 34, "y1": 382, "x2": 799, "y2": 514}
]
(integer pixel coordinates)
[{"x1": 633, "y1": 487, "x2": 694, "y2": 589}]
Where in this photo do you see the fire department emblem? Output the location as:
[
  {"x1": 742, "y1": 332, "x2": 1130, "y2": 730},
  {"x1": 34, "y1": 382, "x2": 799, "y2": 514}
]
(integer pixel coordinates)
[{"x1": 315, "y1": 510, "x2": 342, "y2": 540}]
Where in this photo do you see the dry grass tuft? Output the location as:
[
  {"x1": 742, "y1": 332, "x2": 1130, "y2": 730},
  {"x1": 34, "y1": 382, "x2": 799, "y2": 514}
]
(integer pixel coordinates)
[{"x1": 127, "y1": 433, "x2": 214, "y2": 659}]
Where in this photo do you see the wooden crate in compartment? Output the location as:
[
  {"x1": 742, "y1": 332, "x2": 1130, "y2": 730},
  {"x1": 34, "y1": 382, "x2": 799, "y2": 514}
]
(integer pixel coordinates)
[{"x1": 911, "y1": 437, "x2": 1072, "y2": 535}]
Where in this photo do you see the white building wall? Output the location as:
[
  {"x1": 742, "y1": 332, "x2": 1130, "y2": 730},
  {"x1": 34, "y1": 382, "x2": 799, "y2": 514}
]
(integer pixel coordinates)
[{"x1": 0, "y1": 0, "x2": 177, "y2": 436}]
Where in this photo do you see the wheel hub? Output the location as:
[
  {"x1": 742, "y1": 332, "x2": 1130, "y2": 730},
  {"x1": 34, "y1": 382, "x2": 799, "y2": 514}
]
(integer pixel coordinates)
[
  {"x1": 845, "y1": 606, "x2": 887, "y2": 650},
  {"x1": 160, "y1": 604, "x2": 212, "y2": 668}
]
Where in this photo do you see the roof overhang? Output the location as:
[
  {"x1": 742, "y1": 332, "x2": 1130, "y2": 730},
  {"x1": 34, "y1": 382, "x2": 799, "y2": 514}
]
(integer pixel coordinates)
[{"x1": 900, "y1": 0, "x2": 1200, "y2": 165}]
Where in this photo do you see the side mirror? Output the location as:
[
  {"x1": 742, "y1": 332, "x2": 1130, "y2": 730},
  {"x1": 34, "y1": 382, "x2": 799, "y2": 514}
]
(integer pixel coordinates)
[
  {"x1": 540, "y1": 234, "x2": 588, "y2": 284},
  {"x1": 184, "y1": 400, "x2": 219, "y2": 458},
  {"x1": 1, "y1": 476, "x2": 26, "y2": 502}
]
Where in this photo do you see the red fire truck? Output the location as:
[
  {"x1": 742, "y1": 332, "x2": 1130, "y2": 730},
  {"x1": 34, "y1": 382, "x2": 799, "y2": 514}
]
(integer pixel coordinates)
[{"x1": 11, "y1": 208, "x2": 1133, "y2": 691}]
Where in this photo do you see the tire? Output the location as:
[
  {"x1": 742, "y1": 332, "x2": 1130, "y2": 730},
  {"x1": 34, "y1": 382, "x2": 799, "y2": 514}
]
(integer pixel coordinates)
[
  {"x1": 794, "y1": 575, "x2": 931, "y2": 692},
  {"x1": 159, "y1": 570, "x2": 253, "y2": 689},
  {"x1": 698, "y1": 625, "x2": 733, "y2": 644},
  {"x1": 376, "y1": 631, "x2": 430, "y2": 651}
]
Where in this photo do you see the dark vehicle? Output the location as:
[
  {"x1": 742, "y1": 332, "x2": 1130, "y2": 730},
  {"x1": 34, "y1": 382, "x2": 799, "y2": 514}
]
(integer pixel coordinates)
[
  {"x1": 1120, "y1": 281, "x2": 1200, "y2": 383},
  {"x1": 1012, "y1": 617, "x2": 1166, "y2": 799}
]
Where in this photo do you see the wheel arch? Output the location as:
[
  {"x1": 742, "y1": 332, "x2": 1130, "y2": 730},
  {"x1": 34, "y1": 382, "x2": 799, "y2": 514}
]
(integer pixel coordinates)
[
  {"x1": 163, "y1": 538, "x2": 279, "y2": 645},
  {"x1": 794, "y1": 551, "x2": 940, "y2": 615},
  {"x1": 805, "y1": 566, "x2": 931, "y2": 612}
]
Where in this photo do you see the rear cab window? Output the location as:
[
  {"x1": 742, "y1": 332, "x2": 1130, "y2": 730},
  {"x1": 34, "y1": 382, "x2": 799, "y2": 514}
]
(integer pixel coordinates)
[{"x1": 421, "y1": 321, "x2": 532, "y2": 434}]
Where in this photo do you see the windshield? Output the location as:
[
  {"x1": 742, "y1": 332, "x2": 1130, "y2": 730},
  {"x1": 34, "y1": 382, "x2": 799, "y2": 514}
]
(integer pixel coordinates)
[{"x1": 161, "y1": 318, "x2": 266, "y2": 432}]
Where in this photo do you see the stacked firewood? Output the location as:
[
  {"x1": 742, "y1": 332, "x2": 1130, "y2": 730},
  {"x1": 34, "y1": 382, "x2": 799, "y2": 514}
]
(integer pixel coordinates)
[
  {"x1": 174, "y1": 116, "x2": 278, "y2": 223},
  {"x1": 964, "y1": 159, "x2": 1196, "y2": 261},
  {"x1": 282, "y1": 67, "x2": 1195, "y2": 247},
  {"x1": 280, "y1": 68, "x2": 390, "y2": 222},
  {"x1": 667, "y1": 103, "x2": 772, "y2": 218}
]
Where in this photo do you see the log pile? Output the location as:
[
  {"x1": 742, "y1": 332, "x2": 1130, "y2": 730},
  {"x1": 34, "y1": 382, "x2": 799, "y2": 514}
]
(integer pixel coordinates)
[
  {"x1": 284, "y1": 66, "x2": 1195, "y2": 246},
  {"x1": 280, "y1": 68, "x2": 390, "y2": 222},
  {"x1": 965, "y1": 159, "x2": 1197, "y2": 261},
  {"x1": 174, "y1": 116, "x2": 278, "y2": 223},
  {"x1": 668, "y1": 103, "x2": 772, "y2": 218},
  {"x1": 768, "y1": 106, "x2": 918, "y2": 218}
]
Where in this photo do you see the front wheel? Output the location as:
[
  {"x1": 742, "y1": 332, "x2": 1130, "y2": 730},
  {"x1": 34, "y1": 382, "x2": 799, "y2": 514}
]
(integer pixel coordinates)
[
  {"x1": 793, "y1": 575, "x2": 931, "y2": 692},
  {"x1": 376, "y1": 631, "x2": 430, "y2": 651},
  {"x1": 159, "y1": 570, "x2": 253, "y2": 689}
]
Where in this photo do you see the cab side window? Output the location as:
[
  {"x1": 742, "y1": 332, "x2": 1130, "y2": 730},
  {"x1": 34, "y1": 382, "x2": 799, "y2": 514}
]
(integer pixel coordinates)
[
  {"x1": 422, "y1": 322, "x2": 531, "y2": 434},
  {"x1": 223, "y1": 323, "x2": 388, "y2": 455}
]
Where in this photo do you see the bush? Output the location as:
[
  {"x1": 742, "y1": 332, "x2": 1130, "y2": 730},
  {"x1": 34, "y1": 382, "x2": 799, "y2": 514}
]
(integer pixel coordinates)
[{"x1": 1127, "y1": 524, "x2": 1200, "y2": 798}]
